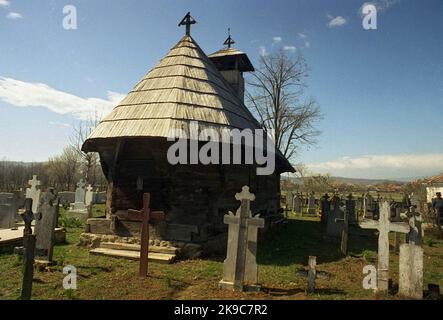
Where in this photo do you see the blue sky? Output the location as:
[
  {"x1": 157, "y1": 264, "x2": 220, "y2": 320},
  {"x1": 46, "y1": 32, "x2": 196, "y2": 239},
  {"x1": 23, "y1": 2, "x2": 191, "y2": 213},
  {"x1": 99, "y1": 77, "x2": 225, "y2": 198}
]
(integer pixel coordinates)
[{"x1": 0, "y1": 0, "x2": 442, "y2": 179}]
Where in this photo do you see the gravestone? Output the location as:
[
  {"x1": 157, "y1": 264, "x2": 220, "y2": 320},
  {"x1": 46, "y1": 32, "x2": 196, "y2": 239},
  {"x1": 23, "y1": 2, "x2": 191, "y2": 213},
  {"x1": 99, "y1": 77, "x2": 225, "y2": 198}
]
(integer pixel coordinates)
[
  {"x1": 25, "y1": 175, "x2": 41, "y2": 213},
  {"x1": 320, "y1": 194, "x2": 330, "y2": 225},
  {"x1": 399, "y1": 244, "x2": 423, "y2": 299},
  {"x1": 326, "y1": 195, "x2": 343, "y2": 237},
  {"x1": 0, "y1": 194, "x2": 15, "y2": 229},
  {"x1": 85, "y1": 184, "x2": 95, "y2": 206},
  {"x1": 68, "y1": 180, "x2": 90, "y2": 221},
  {"x1": 58, "y1": 192, "x2": 75, "y2": 206},
  {"x1": 72, "y1": 179, "x2": 86, "y2": 209},
  {"x1": 285, "y1": 191, "x2": 293, "y2": 211},
  {"x1": 293, "y1": 193, "x2": 303, "y2": 214},
  {"x1": 34, "y1": 190, "x2": 59, "y2": 263},
  {"x1": 345, "y1": 194, "x2": 356, "y2": 224},
  {"x1": 335, "y1": 209, "x2": 349, "y2": 255},
  {"x1": 20, "y1": 199, "x2": 36, "y2": 300},
  {"x1": 220, "y1": 186, "x2": 264, "y2": 292},
  {"x1": 398, "y1": 205, "x2": 423, "y2": 299},
  {"x1": 359, "y1": 201, "x2": 410, "y2": 292},
  {"x1": 95, "y1": 191, "x2": 107, "y2": 204},
  {"x1": 307, "y1": 192, "x2": 316, "y2": 215}
]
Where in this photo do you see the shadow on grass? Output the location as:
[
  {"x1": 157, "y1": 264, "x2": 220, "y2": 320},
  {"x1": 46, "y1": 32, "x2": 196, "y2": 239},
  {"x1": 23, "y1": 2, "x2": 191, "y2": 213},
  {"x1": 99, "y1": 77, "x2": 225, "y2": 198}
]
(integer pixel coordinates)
[
  {"x1": 257, "y1": 218, "x2": 377, "y2": 266},
  {"x1": 261, "y1": 286, "x2": 346, "y2": 296}
]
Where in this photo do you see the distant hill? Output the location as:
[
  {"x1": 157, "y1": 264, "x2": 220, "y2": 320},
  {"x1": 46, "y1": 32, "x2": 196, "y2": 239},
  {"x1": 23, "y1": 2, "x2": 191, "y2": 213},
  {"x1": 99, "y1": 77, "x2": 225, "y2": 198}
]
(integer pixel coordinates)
[{"x1": 283, "y1": 176, "x2": 406, "y2": 186}]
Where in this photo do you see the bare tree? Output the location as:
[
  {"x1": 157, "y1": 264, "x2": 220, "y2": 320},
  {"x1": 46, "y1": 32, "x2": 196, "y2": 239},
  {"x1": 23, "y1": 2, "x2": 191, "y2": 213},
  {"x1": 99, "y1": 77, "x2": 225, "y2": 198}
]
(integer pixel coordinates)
[
  {"x1": 246, "y1": 50, "x2": 322, "y2": 161},
  {"x1": 69, "y1": 115, "x2": 104, "y2": 185},
  {"x1": 45, "y1": 146, "x2": 81, "y2": 191}
]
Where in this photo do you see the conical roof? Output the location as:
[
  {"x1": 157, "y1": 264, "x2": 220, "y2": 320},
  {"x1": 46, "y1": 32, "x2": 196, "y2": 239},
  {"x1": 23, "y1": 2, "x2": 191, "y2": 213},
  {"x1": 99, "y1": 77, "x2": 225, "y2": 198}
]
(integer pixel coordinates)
[{"x1": 82, "y1": 35, "x2": 263, "y2": 151}]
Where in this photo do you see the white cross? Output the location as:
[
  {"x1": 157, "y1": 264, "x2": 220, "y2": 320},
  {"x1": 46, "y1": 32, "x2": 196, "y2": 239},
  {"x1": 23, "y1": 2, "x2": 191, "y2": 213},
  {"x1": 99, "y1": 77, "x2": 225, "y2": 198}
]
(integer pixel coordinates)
[{"x1": 28, "y1": 175, "x2": 41, "y2": 189}]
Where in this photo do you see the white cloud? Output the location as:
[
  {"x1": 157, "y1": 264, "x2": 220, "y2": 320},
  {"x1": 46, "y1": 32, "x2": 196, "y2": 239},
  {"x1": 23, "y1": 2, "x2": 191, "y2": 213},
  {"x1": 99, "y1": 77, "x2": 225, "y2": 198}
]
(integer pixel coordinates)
[
  {"x1": 297, "y1": 32, "x2": 307, "y2": 39},
  {"x1": 283, "y1": 45, "x2": 297, "y2": 53},
  {"x1": 0, "y1": 0, "x2": 10, "y2": 7},
  {"x1": 359, "y1": 0, "x2": 401, "y2": 16},
  {"x1": 304, "y1": 41, "x2": 311, "y2": 48},
  {"x1": 49, "y1": 121, "x2": 72, "y2": 129},
  {"x1": 0, "y1": 77, "x2": 125, "y2": 120},
  {"x1": 7, "y1": 12, "x2": 22, "y2": 19},
  {"x1": 272, "y1": 36, "x2": 282, "y2": 44},
  {"x1": 328, "y1": 15, "x2": 347, "y2": 28},
  {"x1": 306, "y1": 153, "x2": 443, "y2": 179}
]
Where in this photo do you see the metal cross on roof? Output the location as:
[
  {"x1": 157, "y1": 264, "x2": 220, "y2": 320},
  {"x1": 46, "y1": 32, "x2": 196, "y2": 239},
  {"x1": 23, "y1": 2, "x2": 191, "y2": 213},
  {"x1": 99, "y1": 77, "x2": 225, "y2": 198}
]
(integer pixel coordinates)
[
  {"x1": 178, "y1": 12, "x2": 196, "y2": 36},
  {"x1": 224, "y1": 28, "x2": 235, "y2": 48}
]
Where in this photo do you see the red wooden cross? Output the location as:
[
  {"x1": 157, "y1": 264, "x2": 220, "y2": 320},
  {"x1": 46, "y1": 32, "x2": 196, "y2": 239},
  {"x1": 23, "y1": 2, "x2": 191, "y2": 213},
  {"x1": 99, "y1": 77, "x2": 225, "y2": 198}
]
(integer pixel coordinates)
[{"x1": 127, "y1": 193, "x2": 165, "y2": 277}]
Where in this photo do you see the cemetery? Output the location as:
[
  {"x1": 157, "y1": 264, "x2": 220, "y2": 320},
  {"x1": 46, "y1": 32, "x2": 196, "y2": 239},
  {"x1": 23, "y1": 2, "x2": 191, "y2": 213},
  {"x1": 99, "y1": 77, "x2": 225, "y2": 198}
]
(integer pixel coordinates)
[{"x1": 0, "y1": 8, "x2": 442, "y2": 302}]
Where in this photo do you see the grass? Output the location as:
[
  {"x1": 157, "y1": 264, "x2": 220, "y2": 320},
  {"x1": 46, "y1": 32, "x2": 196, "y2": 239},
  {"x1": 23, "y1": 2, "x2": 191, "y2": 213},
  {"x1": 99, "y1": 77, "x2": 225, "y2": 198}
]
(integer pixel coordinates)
[{"x1": 0, "y1": 211, "x2": 441, "y2": 300}]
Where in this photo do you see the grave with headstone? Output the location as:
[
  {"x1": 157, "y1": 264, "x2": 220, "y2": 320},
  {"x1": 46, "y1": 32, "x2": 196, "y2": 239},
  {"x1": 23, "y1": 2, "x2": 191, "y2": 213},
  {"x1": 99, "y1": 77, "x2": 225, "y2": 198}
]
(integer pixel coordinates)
[
  {"x1": 34, "y1": 190, "x2": 60, "y2": 264},
  {"x1": 307, "y1": 192, "x2": 316, "y2": 215},
  {"x1": 219, "y1": 186, "x2": 264, "y2": 292},
  {"x1": 345, "y1": 193, "x2": 356, "y2": 224},
  {"x1": 285, "y1": 191, "x2": 293, "y2": 212},
  {"x1": 85, "y1": 184, "x2": 96, "y2": 206},
  {"x1": 58, "y1": 192, "x2": 75, "y2": 206},
  {"x1": 399, "y1": 205, "x2": 423, "y2": 299},
  {"x1": 359, "y1": 201, "x2": 410, "y2": 292},
  {"x1": 0, "y1": 193, "x2": 15, "y2": 229},
  {"x1": 293, "y1": 193, "x2": 303, "y2": 214},
  {"x1": 326, "y1": 194, "x2": 343, "y2": 238},
  {"x1": 95, "y1": 191, "x2": 107, "y2": 204},
  {"x1": 320, "y1": 193, "x2": 330, "y2": 225},
  {"x1": 25, "y1": 175, "x2": 41, "y2": 214},
  {"x1": 67, "y1": 179, "x2": 90, "y2": 221}
]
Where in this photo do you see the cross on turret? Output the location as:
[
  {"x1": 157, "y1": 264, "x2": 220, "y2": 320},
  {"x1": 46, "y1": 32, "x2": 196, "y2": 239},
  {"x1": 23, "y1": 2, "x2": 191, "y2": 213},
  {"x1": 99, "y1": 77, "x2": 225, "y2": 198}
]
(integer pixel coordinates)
[
  {"x1": 224, "y1": 28, "x2": 235, "y2": 48},
  {"x1": 178, "y1": 12, "x2": 196, "y2": 36}
]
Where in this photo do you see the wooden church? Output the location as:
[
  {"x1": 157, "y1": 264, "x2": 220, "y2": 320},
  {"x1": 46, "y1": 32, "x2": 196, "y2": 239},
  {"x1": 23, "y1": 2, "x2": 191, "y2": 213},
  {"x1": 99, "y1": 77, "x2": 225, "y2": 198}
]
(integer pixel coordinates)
[{"x1": 82, "y1": 13, "x2": 294, "y2": 253}]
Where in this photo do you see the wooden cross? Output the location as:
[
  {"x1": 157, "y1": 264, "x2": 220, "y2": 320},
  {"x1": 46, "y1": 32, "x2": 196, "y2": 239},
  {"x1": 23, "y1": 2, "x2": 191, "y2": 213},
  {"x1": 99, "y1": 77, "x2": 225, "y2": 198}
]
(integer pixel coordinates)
[
  {"x1": 178, "y1": 12, "x2": 196, "y2": 36},
  {"x1": 359, "y1": 201, "x2": 410, "y2": 291},
  {"x1": 127, "y1": 193, "x2": 165, "y2": 277},
  {"x1": 224, "y1": 28, "x2": 235, "y2": 48}
]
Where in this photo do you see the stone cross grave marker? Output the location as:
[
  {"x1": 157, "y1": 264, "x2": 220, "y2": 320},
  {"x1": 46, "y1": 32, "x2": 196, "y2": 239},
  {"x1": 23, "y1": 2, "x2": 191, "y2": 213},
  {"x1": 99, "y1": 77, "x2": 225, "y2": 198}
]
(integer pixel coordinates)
[
  {"x1": 85, "y1": 184, "x2": 95, "y2": 206},
  {"x1": 127, "y1": 193, "x2": 165, "y2": 277},
  {"x1": 399, "y1": 206, "x2": 424, "y2": 299},
  {"x1": 335, "y1": 208, "x2": 349, "y2": 256},
  {"x1": 320, "y1": 194, "x2": 330, "y2": 225},
  {"x1": 25, "y1": 175, "x2": 41, "y2": 214},
  {"x1": 327, "y1": 195, "x2": 343, "y2": 237},
  {"x1": 285, "y1": 191, "x2": 293, "y2": 212},
  {"x1": 73, "y1": 179, "x2": 86, "y2": 208},
  {"x1": 359, "y1": 201, "x2": 410, "y2": 292},
  {"x1": 220, "y1": 186, "x2": 264, "y2": 292},
  {"x1": 307, "y1": 192, "x2": 316, "y2": 215},
  {"x1": 345, "y1": 194, "x2": 356, "y2": 224},
  {"x1": 34, "y1": 190, "x2": 59, "y2": 263},
  {"x1": 293, "y1": 193, "x2": 303, "y2": 214}
]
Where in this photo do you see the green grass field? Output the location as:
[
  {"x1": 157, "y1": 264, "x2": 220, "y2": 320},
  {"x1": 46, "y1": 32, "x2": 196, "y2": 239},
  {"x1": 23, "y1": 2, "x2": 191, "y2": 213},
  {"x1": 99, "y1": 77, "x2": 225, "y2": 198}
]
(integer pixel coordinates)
[{"x1": 0, "y1": 210, "x2": 441, "y2": 300}]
